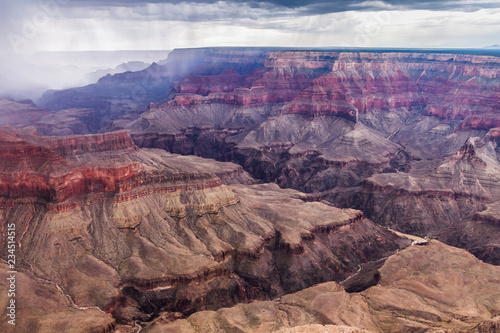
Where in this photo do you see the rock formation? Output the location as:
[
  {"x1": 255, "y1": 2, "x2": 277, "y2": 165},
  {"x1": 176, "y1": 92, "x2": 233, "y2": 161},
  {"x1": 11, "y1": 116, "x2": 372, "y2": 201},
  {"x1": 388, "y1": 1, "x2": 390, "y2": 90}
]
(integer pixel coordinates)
[
  {"x1": 0, "y1": 128, "x2": 408, "y2": 331},
  {"x1": 319, "y1": 136, "x2": 500, "y2": 264},
  {"x1": 0, "y1": 98, "x2": 51, "y2": 128},
  {"x1": 98, "y1": 48, "x2": 500, "y2": 266}
]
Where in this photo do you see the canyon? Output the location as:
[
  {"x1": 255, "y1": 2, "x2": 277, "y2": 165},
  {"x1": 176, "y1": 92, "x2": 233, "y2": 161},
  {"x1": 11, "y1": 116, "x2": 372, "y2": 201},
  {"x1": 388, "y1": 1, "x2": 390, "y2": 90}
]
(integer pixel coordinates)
[
  {"x1": 0, "y1": 128, "x2": 408, "y2": 332},
  {"x1": 1, "y1": 47, "x2": 500, "y2": 332}
]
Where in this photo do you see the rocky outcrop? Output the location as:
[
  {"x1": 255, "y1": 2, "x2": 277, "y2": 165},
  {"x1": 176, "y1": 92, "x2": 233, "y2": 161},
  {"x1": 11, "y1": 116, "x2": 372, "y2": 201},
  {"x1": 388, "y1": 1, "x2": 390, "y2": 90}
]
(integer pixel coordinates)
[
  {"x1": 0, "y1": 129, "x2": 240, "y2": 211},
  {"x1": 24, "y1": 130, "x2": 137, "y2": 157},
  {"x1": 143, "y1": 241, "x2": 500, "y2": 333}
]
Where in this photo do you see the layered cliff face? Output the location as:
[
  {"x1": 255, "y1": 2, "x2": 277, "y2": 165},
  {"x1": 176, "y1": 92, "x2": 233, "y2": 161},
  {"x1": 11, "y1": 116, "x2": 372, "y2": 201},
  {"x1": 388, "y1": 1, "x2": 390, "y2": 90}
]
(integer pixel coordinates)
[
  {"x1": 0, "y1": 128, "x2": 409, "y2": 331},
  {"x1": 33, "y1": 49, "x2": 500, "y2": 182},
  {"x1": 125, "y1": 50, "x2": 500, "y2": 134},
  {"x1": 120, "y1": 51, "x2": 500, "y2": 261},
  {"x1": 21, "y1": 130, "x2": 138, "y2": 157},
  {"x1": 120, "y1": 49, "x2": 499, "y2": 193},
  {"x1": 170, "y1": 51, "x2": 499, "y2": 264},
  {"x1": 35, "y1": 49, "x2": 500, "y2": 139}
]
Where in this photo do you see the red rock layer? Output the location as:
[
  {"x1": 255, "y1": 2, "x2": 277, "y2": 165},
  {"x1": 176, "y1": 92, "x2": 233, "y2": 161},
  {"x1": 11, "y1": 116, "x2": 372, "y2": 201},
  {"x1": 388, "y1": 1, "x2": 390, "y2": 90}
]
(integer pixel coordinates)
[
  {"x1": 170, "y1": 68, "x2": 313, "y2": 107},
  {"x1": 0, "y1": 130, "x2": 68, "y2": 172},
  {"x1": 27, "y1": 130, "x2": 137, "y2": 157},
  {"x1": 0, "y1": 129, "x2": 222, "y2": 211},
  {"x1": 175, "y1": 69, "x2": 244, "y2": 95}
]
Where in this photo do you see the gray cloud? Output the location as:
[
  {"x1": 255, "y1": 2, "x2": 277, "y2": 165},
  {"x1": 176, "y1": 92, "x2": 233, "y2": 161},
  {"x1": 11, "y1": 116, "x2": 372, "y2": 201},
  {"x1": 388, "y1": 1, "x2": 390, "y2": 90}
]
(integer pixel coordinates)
[
  {"x1": 63, "y1": 0, "x2": 500, "y2": 13},
  {"x1": 47, "y1": 0, "x2": 500, "y2": 26}
]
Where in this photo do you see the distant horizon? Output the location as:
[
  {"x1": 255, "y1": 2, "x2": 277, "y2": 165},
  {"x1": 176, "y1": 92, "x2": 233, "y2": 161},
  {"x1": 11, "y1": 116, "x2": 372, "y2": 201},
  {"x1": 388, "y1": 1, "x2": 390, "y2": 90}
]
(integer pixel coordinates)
[{"x1": 24, "y1": 45, "x2": 500, "y2": 54}]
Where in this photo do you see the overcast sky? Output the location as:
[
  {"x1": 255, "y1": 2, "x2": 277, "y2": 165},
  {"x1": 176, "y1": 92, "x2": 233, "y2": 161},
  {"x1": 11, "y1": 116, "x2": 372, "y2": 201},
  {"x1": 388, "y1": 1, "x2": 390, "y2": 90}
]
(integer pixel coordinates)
[{"x1": 1, "y1": 0, "x2": 500, "y2": 55}]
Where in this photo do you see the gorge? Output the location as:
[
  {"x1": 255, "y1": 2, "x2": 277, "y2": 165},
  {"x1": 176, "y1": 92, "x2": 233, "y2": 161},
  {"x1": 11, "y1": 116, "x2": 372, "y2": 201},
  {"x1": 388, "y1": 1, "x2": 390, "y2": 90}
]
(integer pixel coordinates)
[{"x1": 1, "y1": 47, "x2": 500, "y2": 332}]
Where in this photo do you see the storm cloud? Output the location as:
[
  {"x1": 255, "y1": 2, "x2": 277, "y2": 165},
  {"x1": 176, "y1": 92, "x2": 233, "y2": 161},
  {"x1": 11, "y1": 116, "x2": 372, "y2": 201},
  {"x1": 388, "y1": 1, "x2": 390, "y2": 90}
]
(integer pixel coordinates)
[{"x1": 51, "y1": 0, "x2": 500, "y2": 13}]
